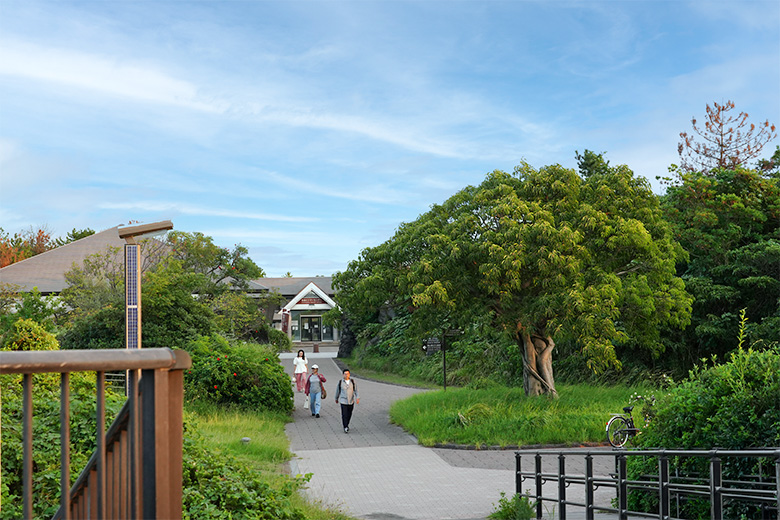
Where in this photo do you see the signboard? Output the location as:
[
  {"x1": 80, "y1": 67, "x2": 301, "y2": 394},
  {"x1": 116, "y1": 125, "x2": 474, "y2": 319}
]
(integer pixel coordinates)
[
  {"x1": 299, "y1": 297, "x2": 325, "y2": 305},
  {"x1": 423, "y1": 337, "x2": 442, "y2": 354}
]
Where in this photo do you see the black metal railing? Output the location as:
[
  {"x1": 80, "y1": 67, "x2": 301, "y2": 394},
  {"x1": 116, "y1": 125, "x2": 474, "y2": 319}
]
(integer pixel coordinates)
[
  {"x1": 515, "y1": 448, "x2": 779, "y2": 519},
  {"x1": 0, "y1": 348, "x2": 191, "y2": 519}
]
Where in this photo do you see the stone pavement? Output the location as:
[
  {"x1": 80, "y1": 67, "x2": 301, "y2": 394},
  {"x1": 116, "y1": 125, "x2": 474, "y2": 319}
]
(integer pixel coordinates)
[{"x1": 280, "y1": 352, "x2": 619, "y2": 520}]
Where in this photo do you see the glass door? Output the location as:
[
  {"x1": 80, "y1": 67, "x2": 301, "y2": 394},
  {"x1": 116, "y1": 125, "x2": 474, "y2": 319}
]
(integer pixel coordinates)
[{"x1": 300, "y1": 316, "x2": 321, "y2": 342}]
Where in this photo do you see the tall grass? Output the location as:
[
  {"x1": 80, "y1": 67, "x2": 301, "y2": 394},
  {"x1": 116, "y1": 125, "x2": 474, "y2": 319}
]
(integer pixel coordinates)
[{"x1": 389, "y1": 383, "x2": 653, "y2": 447}]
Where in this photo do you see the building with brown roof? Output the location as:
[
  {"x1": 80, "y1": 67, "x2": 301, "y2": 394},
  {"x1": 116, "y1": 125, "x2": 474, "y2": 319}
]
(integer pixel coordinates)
[{"x1": 0, "y1": 226, "x2": 128, "y2": 294}]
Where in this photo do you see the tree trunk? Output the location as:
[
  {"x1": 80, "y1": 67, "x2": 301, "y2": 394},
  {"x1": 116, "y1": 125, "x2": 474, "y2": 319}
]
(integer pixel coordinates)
[{"x1": 521, "y1": 332, "x2": 558, "y2": 397}]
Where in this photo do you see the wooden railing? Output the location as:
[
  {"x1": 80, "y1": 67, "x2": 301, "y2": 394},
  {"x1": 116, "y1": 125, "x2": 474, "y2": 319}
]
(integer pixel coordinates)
[{"x1": 0, "y1": 348, "x2": 191, "y2": 519}]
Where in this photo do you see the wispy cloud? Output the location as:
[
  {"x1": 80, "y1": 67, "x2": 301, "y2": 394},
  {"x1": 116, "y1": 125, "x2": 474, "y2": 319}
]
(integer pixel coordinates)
[
  {"x1": 0, "y1": 40, "x2": 226, "y2": 112},
  {"x1": 99, "y1": 201, "x2": 318, "y2": 223}
]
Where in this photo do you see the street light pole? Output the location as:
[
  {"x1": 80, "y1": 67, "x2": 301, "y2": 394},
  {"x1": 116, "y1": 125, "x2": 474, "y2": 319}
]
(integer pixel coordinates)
[{"x1": 118, "y1": 220, "x2": 173, "y2": 350}]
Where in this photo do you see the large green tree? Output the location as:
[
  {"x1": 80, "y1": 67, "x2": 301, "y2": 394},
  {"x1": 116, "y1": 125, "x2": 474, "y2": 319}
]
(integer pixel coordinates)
[
  {"x1": 662, "y1": 166, "x2": 780, "y2": 363},
  {"x1": 166, "y1": 231, "x2": 264, "y2": 296},
  {"x1": 335, "y1": 153, "x2": 692, "y2": 395}
]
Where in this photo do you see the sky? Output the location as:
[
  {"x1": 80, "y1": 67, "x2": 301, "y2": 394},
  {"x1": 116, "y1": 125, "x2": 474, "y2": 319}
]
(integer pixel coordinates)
[{"x1": 1, "y1": 1, "x2": 778, "y2": 277}]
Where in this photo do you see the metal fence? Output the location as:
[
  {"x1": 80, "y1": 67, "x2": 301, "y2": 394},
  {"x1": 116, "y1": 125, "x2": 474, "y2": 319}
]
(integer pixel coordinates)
[
  {"x1": 515, "y1": 448, "x2": 780, "y2": 519},
  {"x1": 1, "y1": 348, "x2": 191, "y2": 519}
]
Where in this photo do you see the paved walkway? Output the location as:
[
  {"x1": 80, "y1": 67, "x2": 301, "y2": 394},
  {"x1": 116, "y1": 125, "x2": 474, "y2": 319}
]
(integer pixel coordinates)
[{"x1": 280, "y1": 352, "x2": 619, "y2": 520}]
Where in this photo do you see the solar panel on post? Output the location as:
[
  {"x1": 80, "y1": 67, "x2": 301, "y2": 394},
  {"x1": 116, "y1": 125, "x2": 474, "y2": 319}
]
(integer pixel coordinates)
[{"x1": 125, "y1": 244, "x2": 140, "y2": 349}]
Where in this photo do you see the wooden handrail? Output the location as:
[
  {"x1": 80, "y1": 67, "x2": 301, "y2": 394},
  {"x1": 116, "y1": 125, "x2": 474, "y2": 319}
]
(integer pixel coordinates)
[
  {"x1": 0, "y1": 348, "x2": 186, "y2": 374},
  {"x1": 0, "y1": 348, "x2": 191, "y2": 520}
]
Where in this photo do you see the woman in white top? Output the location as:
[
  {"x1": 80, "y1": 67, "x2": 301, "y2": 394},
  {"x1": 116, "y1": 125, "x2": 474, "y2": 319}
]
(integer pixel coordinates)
[{"x1": 292, "y1": 349, "x2": 308, "y2": 392}]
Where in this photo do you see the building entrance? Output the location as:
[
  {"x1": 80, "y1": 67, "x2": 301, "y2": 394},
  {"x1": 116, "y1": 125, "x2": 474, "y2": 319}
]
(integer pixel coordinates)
[{"x1": 300, "y1": 316, "x2": 321, "y2": 342}]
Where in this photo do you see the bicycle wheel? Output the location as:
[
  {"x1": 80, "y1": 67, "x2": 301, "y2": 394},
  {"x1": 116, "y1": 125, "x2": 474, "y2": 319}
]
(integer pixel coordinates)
[{"x1": 606, "y1": 416, "x2": 630, "y2": 447}]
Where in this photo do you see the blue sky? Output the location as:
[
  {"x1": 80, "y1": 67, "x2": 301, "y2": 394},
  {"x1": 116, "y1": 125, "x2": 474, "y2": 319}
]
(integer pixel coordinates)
[{"x1": 1, "y1": 1, "x2": 778, "y2": 277}]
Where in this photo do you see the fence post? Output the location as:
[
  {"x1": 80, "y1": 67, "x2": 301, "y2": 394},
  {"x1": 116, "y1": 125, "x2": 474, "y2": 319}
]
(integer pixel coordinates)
[
  {"x1": 515, "y1": 452, "x2": 522, "y2": 495},
  {"x1": 585, "y1": 453, "x2": 594, "y2": 520},
  {"x1": 775, "y1": 450, "x2": 780, "y2": 519},
  {"x1": 96, "y1": 371, "x2": 106, "y2": 519},
  {"x1": 558, "y1": 453, "x2": 567, "y2": 520},
  {"x1": 535, "y1": 453, "x2": 543, "y2": 519},
  {"x1": 617, "y1": 452, "x2": 628, "y2": 520},
  {"x1": 710, "y1": 451, "x2": 722, "y2": 520},
  {"x1": 658, "y1": 451, "x2": 669, "y2": 520},
  {"x1": 60, "y1": 373, "x2": 71, "y2": 520},
  {"x1": 23, "y1": 374, "x2": 33, "y2": 520}
]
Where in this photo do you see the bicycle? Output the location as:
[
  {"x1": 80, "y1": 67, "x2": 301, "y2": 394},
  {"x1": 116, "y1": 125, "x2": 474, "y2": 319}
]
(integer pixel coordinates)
[{"x1": 606, "y1": 406, "x2": 640, "y2": 448}]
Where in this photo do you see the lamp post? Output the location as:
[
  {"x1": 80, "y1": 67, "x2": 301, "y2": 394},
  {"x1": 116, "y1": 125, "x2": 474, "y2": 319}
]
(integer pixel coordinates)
[{"x1": 118, "y1": 220, "x2": 173, "y2": 350}]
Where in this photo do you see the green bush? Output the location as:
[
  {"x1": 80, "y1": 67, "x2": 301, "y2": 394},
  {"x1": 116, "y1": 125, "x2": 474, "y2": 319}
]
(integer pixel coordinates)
[
  {"x1": 628, "y1": 342, "x2": 780, "y2": 518},
  {"x1": 488, "y1": 492, "x2": 535, "y2": 520},
  {"x1": 267, "y1": 327, "x2": 292, "y2": 351},
  {"x1": 0, "y1": 322, "x2": 125, "y2": 520},
  {"x1": 182, "y1": 428, "x2": 306, "y2": 520},
  {"x1": 184, "y1": 335, "x2": 293, "y2": 413}
]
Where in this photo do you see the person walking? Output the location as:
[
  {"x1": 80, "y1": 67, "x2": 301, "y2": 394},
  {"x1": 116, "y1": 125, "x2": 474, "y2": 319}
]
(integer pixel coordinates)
[
  {"x1": 304, "y1": 364, "x2": 326, "y2": 418},
  {"x1": 334, "y1": 369, "x2": 359, "y2": 433},
  {"x1": 292, "y1": 349, "x2": 308, "y2": 392}
]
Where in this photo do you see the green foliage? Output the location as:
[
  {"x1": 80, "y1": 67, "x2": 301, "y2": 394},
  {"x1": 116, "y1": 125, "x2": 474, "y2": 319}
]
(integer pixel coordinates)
[
  {"x1": 488, "y1": 492, "x2": 535, "y2": 520},
  {"x1": 60, "y1": 246, "x2": 125, "y2": 317},
  {"x1": 0, "y1": 326, "x2": 125, "y2": 520},
  {"x1": 335, "y1": 153, "x2": 692, "y2": 390},
  {"x1": 182, "y1": 428, "x2": 306, "y2": 520},
  {"x1": 1, "y1": 318, "x2": 60, "y2": 351},
  {"x1": 58, "y1": 257, "x2": 215, "y2": 350},
  {"x1": 141, "y1": 259, "x2": 215, "y2": 348},
  {"x1": 0, "y1": 288, "x2": 64, "y2": 338},
  {"x1": 638, "y1": 345, "x2": 780, "y2": 450},
  {"x1": 627, "y1": 331, "x2": 780, "y2": 518},
  {"x1": 166, "y1": 231, "x2": 264, "y2": 295},
  {"x1": 57, "y1": 304, "x2": 125, "y2": 350},
  {"x1": 348, "y1": 310, "x2": 523, "y2": 387},
  {"x1": 184, "y1": 335, "x2": 293, "y2": 413},
  {"x1": 52, "y1": 228, "x2": 95, "y2": 247},
  {"x1": 662, "y1": 167, "x2": 780, "y2": 364},
  {"x1": 266, "y1": 326, "x2": 293, "y2": 351}
]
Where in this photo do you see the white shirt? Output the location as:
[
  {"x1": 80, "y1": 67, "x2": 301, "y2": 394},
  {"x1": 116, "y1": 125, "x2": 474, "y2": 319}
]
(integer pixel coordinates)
[{"x1": 293, "y1": 357, "x2": 308, "y2": 374}]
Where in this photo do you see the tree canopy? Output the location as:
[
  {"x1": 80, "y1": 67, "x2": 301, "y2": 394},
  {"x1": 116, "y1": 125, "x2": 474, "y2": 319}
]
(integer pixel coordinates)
[
  {"x1": 335, "y1": 153, "x2": 693, "y2": 395},
  {"x1": 166, "y1": 231, "x2": 264, "y2": 296},
  {"x1": 662, "y1": 166, "x2": 780, "y2": 362}
]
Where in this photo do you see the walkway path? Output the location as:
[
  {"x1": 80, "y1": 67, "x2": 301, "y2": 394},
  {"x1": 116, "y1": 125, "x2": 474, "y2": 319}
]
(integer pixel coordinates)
[{"x1": 280, "y1": 352, "x2": 618, "y2": 520}]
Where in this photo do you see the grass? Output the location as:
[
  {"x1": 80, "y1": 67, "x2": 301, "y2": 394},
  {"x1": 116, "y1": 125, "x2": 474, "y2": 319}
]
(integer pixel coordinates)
[
  {"x1": 339, "y1": 355, "x2": 442, "y2": 389},
  {"x1": 185, "y1": 400, "x2": 354, "y2": 520},
  {"x1": 389, "y1": 383, "x2": 654, "y2": 447}
]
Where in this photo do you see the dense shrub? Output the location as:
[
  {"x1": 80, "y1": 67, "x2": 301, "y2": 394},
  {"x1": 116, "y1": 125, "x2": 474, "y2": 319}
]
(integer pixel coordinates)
[
  {"x1": 182, "y1": 428, "x2": 306, "y2": 520},
  {"x1": 184, "y1": 335, "x2": 293, "y2": 413},
  {"x1": 267, "y1": 327, "x2": 293, "y2": 352},
  {"x1": 57, "y1": 304, "x2": 125, "y2": 350},
  {"x1": 0, "y1": 323, "x2": 125, "y2": 520},
  {"x1": 2, "y1": 318, "x2": 59, "y2": 351},
  {"x1": 628, "y1": 342, "x2": 780, "y2": 518}
]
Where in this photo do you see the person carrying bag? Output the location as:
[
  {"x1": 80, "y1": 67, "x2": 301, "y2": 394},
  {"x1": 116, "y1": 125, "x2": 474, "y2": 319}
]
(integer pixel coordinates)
[{"x1": 304, "y1": 365, "x2": 326, "y2": 418}]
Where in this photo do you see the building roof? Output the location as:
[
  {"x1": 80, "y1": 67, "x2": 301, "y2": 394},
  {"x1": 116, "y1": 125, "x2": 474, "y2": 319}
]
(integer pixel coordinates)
[
  {"x1": 253, "y1": 277, "x2": 333, "y2": 297},
  {"x1": 0, "y1": 226, "x2": 128, "y2": 294}
]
